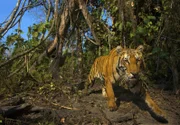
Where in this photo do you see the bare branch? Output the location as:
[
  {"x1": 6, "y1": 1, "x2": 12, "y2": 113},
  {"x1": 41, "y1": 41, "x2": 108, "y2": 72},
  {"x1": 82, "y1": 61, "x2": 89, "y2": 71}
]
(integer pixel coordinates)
[
  {"x1": 54, "y1": 0, "x2": 59, "y2": 29},
  {"x1": 84, "y1": 35, "x2": 100, "y2": 45},
  {"x1": 46, "y1": 0, "x2": 52, "y2": 21},
  {"x1": 0, "y1": 37, "x2": 43, "y2": 68},
  {"x1": 0, "y1": 0, "x2": 22, "y2": 35},
  {"x1": 7, "y1": 62, "x2": 25, "y2": 78},
  {"x1": 0, "y1": 0, "x2": 44, "y2": 37},
  {"x1": 1, "y1": 2, "x2": 26, "y2": 37},
  {"x1": 78, "y1": 0, "x2": 101, "y2": 45}
]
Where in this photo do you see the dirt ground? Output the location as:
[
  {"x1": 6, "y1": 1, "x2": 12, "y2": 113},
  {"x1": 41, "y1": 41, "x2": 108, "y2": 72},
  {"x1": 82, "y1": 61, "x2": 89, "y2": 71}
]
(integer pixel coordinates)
[{"x1": 0, "y1": 83, "x2": 180, "y2": 125}]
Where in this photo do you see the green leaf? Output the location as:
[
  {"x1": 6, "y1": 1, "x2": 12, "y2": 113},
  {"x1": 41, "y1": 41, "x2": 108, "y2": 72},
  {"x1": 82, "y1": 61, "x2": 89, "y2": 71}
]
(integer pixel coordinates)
[
  {"x1": 6, "y1": 34, "x2": 23, "y2": 46},
  {"x1": 152, "y1": 47, "x2": 161, "y2": 54},
  {"x1": 32, "y1": 32, "x2": 39, "y2": 38},
  {"x1": 38, "y1": 23, "x2": 45, "y2": 32},
  {"x1": 114, "y1": 22, "x2": 119, "y2": 27},
  {"x1": 126, "y1": 21, "x2": 132, "y2": 27},
  {"x1": 112, "y1": 6, "x2": 118, "y2": 13},
  {"x1": 15, "y1": 29, "x2": 23, "y2": 34},
  {"x1": 147, "y1": 16, "x2": 156, "y2": 20},
  {"x1": 100, "y1": 9, "x2": 105, "y2": 20},
  {"x1": 44, "y1": 21, "x2": 51, "y2": 28},
  {"x1": 143, "y1": 18, "x2": 149, "y2": 24},
  {"x1": 130, "y1": 32, "x2": 135, "y2": 38},
  {"x1": 159, "y1": 52, "x2": 169, "y2": 59},
  {"x1": 118, "y1": 23, "x2": 123, "y2": 31},
  {"x1": 137, "y1": 26, "x2": 146, "y2": 34}
]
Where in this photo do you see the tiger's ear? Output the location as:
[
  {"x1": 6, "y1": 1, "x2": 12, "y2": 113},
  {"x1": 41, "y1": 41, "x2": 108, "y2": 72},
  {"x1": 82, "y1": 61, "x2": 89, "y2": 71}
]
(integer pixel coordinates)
[
  {"x1": 116, "y1": 46, "x2": 123, "y2": 54},
  {"x1": 136, "y1": 45, "x2": 144, "y2": 52}
]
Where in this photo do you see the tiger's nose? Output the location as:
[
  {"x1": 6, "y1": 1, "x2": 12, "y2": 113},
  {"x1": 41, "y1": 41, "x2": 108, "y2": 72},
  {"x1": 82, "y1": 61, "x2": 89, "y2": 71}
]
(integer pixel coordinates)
[{"x1": 130, "y1": 72, "x2": 138, "y2": 78}]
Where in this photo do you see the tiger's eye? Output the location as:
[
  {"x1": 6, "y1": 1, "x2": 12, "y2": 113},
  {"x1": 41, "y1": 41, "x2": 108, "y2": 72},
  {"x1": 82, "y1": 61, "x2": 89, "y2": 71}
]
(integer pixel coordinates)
[
  {"x1": 124, "y1": 57, "x2": 128, "y2": 61},
  {"x1": 120, "y1": 66, "x2": 126, "y2": 71}
]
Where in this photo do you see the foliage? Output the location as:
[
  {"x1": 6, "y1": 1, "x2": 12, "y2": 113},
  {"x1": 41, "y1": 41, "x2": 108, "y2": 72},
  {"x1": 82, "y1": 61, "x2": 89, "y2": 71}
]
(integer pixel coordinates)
[{"x1": 0, "y1": 0, "x2": 180, "y2": 95}]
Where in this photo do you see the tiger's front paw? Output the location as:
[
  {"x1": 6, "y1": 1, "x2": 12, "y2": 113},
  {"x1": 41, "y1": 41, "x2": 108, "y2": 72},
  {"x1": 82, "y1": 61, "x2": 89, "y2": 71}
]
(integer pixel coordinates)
[
  {"x1": 102, "y1": 88, "x2": 107, "y2": 98},
  {"x1": 108, "y1": 100, "x2": 118, "y2": 111}
]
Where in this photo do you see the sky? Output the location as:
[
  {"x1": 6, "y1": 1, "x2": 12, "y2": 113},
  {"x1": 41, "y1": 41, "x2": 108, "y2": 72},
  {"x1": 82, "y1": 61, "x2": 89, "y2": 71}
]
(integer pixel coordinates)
[
  {"x1": 0, "y1": 1, "x2": 112, "y2": 41},
  {"x1": 0, "y1": 0, "x2": 42, "y2": 40}
]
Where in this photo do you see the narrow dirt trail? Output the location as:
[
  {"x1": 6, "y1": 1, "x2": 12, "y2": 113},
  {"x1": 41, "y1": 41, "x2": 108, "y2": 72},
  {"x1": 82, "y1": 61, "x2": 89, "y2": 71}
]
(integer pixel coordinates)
[{"x1": 0, "y1": 85, "x2": 179, "y2": 125}]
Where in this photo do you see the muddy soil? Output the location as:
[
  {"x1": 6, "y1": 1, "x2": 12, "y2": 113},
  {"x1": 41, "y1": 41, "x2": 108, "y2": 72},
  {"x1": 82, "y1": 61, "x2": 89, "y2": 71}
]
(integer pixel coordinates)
[{"x1": 0, "y1": 84, "x2": 180, "y2": 125}]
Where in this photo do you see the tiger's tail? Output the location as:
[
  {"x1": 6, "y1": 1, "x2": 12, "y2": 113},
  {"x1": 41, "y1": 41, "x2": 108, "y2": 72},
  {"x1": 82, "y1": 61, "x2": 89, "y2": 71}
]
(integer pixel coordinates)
[
  {"x1": 130, "y1": 83, "x2": 168, "y2": 123},
  {"x1": 143, "y1": 91, "x2": 168, "y2": 123}
]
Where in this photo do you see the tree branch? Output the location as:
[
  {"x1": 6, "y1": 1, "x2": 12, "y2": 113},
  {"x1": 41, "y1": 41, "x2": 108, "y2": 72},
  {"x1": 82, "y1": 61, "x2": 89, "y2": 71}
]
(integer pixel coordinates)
[
  {"x1": 0, "y1": 0, "x2": 44, "y2": 37},
  {"x1": 46, "y1": 0, "x2": 52, "y2": 21},
  {"x1": 47, "y1": 0, "x2": 75, "y2": 55},
  {"x1": 7, "y1": 62, "x2": 25, "y2": 78},
  {"x1": 84, "y1": 35, "x2": 100, "y2": 45},
  {"x1": 78, "y1": 0, "x2": 101, "y2": 45},
  {"x1": 0, "y1": 0, "x2": 22, "y2": 35}
]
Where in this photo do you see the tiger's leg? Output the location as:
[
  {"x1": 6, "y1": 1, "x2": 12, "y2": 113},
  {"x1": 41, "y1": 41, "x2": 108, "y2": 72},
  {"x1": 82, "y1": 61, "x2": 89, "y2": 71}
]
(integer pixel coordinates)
[
  {"x1": 130, "y1": 83, "x2": 168, "y2": 123},
  {"x1": 105, "y1": 79, "x2": 117, "y2": 111}
]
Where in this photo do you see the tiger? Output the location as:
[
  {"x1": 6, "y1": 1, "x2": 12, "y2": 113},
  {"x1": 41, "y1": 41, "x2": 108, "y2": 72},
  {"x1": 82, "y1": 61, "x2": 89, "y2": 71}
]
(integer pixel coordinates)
[{"x1": 85, "y1": 45, "x2": 168, "y2": 123}]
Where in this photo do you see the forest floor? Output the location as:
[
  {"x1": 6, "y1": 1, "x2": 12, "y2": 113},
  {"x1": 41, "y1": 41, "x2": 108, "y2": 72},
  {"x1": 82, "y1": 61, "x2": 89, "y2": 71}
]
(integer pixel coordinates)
[{"x1": 0, "y1": 82, "x2": 180, "y2": 125}]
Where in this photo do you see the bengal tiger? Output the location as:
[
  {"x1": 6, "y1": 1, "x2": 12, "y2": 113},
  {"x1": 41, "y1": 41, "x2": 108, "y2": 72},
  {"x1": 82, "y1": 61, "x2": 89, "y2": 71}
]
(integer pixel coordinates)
[{"x1": 85, "y1": 45, "x2": 168, "y2": 123}]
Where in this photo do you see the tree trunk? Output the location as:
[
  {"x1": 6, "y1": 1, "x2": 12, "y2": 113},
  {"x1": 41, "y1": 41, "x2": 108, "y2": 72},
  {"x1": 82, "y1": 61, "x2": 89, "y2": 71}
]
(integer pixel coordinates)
[
  {"x1": 118, "y1": 0, "x2": 126, "y2": 47},
  {"x1": 170, "y1": 56, "x2": 179, "y2": 94},
  {"x1": 129, "y1": 1, "x2": 137, "y2": 45},
  {"x1": 48, "y1": 0, "x2": 76, "y2": 80},
  {"x1": 76, "y1": 27, "x2": 83, "y2": 82},
  {"x1": 47, "y1": 0, "x2": 76, "y2": 55}
]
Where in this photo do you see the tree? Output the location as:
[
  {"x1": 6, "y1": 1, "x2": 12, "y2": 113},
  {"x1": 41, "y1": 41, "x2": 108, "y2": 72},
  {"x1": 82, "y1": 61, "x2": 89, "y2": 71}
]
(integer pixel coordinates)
[{"x1": 0, "y1": 0, "x2": 179, "y2": 94}]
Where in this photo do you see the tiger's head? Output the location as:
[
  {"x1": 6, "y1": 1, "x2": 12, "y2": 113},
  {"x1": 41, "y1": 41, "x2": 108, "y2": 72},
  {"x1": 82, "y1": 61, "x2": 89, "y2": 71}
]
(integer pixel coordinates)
[{"x1": 116, "y1": 45, "x2": 144, "y2": 83}]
